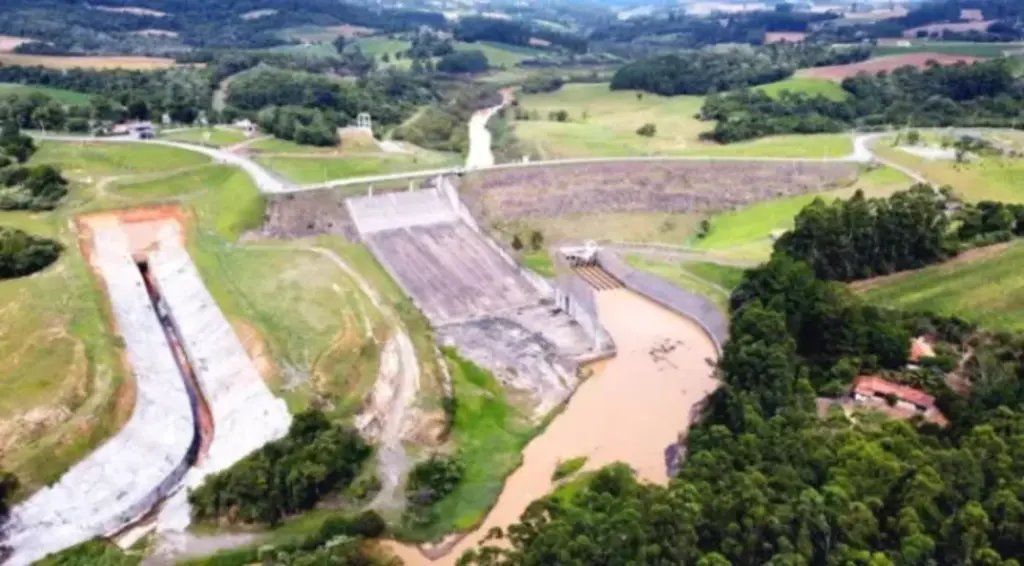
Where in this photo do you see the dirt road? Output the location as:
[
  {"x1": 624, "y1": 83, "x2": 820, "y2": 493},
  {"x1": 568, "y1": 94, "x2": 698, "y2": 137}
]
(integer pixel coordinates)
[{"x1": 385, "y1": 288, "x2": 719, "y2": 565}]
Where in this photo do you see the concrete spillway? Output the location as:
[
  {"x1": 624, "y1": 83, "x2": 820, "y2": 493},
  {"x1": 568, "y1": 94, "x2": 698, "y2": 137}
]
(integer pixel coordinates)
[{"x1": 1, "y1": 226, "x2": 197, "y2": 566}]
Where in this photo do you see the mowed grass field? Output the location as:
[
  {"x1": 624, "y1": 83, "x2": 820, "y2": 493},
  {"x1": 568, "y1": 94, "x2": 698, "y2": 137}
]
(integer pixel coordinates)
[
  {"x1": 0, "y1": 53, "x2": 178, "y2": 69},
  {"x1": 514, "y1": 82, "x2": 854, "y2": 159},
  {"x1": 0, "y1": 83, "x2": 92, "y2": 105},
  {"x1": 31, "y1": 141, "x2": 211, "y2": 181},
  {"x1": 855, "y1": 241, "x2": 1024, "y2": 331},
  {"x1": 872, "y1": 139, "x2": 1024, "y2": 203}
]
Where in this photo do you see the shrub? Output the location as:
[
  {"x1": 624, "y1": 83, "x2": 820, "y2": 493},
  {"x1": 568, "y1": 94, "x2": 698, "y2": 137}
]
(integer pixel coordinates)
[
  {"x1": 511, "y1": 234, "x2": 524, "y2": 251},
  {"x1": 405, "y1": 454, "x2": 464, "y2": 507},
  {"x1": 0, "y1": 227, "x2": 62, "y2": 279},
  {"x1": 547, "y1": 109, "x2": 569, "y2": 122},
  {"x1": 636, "y1": 123, "x2": 656, "y2": 137},
  {"x1": 552, "y1": 457, "x2": 588, "y2": 481},
  {"x1": 188, "y1": 410, "x2": 372, "y2": 525},
  {"x1": 437, "y1": 50, "x2": 489, "y2": 74},
  {"x1": 529, "y1": 230, "x2": 544, "y2": 252}
]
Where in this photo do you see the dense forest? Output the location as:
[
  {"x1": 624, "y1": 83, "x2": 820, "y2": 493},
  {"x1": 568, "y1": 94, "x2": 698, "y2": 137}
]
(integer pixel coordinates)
[
  {"x1": 454, "y1": 16, "x2": 588, "y2": 53},
  {"x1": 0, "y1": 65, "x2": 210, "y2": 125},
  {"x1": 460, "y1": 185, "x2": 1024, "y2": 566},
  {"x1": 188, "y1": 410, "x2": 372, "y2": 525},
  {"x1": 610, "y1": 44, "x2": 871, "y2": 96},
  {"x1": 701, "y1": 59, "x2": 1024, "y2": 142},
  {"x1": 392, "y1": 83, "x2": 501, "y2": 153},
  {"x1": 225, "y1": 67, "x2": 437, "y2": 145},
  {"x1": 592, "y1": 7, "x2": 840, "y2": 47}
]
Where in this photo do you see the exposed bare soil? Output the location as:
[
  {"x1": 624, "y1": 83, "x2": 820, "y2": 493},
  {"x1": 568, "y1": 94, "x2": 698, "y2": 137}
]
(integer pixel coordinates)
[{"x1": 800, "y1": 53, "x2": 986, "y2": 81}]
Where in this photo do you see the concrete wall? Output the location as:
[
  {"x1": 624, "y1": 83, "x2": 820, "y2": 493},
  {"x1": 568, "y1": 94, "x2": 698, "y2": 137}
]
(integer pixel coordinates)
[
  {"x1": 597, "y1": 250, "x2": 728, "y2": 353},
  {"x1": 345, "y1": 187, "x2": 458, "y2": 235},
  {"x1": 2, "y1": 227, "x2": 196, "y2": 566}
]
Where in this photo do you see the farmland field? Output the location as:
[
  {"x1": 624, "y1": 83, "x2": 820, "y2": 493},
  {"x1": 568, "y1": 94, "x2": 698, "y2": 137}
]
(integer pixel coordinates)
[
  {"x1": 0, "y1": 84, "x2": 92, "y2": 105},
  {"x1": 0, "y1": 53, "x2": 178, "y2": 70},
  {"x1": 798, "y1": 53, "x2": 984, "y2": 81},
  {"x1": 873, "y1": 41, "x2": 1023, "y2": 58},
  {"x1": 514, "y1": 82, "x2": 854, "y2": 159},
  {"x1": 356, "y1": 37, "x2": 543, "y2": 70},
  {"x1": 855, "y1": 241, "x2": 1024, "y2": 332},
  {"x1": 0, "y1": 35, "x2": 32, "y2": 52}
]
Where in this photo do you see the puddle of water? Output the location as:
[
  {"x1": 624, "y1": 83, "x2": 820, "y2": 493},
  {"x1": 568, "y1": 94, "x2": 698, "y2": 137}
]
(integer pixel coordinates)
[{"x1": 385, "y1": 288, "x2": 719, "y2": 565}]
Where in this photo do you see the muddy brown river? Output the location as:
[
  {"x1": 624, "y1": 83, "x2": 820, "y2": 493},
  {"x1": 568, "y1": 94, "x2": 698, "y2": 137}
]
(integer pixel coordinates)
[{"x1": 385, "y1": 288, "x2": 720, "y2": 565}]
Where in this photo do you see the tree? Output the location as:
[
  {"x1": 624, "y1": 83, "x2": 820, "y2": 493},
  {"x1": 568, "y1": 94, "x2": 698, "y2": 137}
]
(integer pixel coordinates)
[
  {"x1": 511, "y1": 234, "x2": 524, "y2": 251},
  {"x1": 0, "y1": 120, "x2": 34, "y2": 163},
  {"x1": 332, "y1": 35, "x2": 347, "y2": 54},
  {"x1": 529, "y1": 230, "x2": 544, "y2": 251}
]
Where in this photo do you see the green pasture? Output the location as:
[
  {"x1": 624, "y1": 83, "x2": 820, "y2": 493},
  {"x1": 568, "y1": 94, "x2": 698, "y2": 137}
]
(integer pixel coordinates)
[
  {"x1": 857, "y1": 241, "x2": 1024, "y2": 332},
  {"x1": 754, "y1": 77, "x2": 849, "y2": 101},
  {"x1": 31, "y1": 140, "x2": 211, "y2": 180}
]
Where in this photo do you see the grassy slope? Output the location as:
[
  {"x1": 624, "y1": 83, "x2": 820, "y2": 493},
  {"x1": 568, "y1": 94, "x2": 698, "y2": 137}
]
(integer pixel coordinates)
[
  {"x1": 0, "y1": 83, "x2": 92, "y2": 105},
  {"x1": 31, "y1": 141, "x2": 211, "y2": 180},
  {"x1": 400, "y1": 349, "x2": 536, "y2": 541},
  {"x1": 514, "y1": 83, "x2": 852, "y2": 159},
  {"x1": 161, "y1": 128, "x2": 248, "y2": 148},
  {"x1": 255, "y1": 152, "x2": 460, "y2": 184},
  {"x1": 873, "y1": 142, "x2": 1024, "y2": 203},
  {"x1": 857, "y1": 241, "x2": 1024, "y2": 332},
  {"x1": 694, "y1": 165, "x2": 913, "y2": 261},
  {"x1": 625, "y1": 256, "x2": 744, "y2": 312}
]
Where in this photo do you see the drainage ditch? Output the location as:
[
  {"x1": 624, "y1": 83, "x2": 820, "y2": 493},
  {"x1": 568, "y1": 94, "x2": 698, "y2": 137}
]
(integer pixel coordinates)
[{"x1": 138, "y1": 260, "x2": 215, "y2": 464}]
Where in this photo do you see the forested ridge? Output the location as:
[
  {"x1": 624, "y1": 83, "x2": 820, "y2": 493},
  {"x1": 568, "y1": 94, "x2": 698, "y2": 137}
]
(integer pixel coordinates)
[
  {"x1": 610, "y1": 44, "x2": 871, "y2": 96},
  {"x1": 459, "y1": 185, "x2": 1024, "y2": 566},
  {"x1": 702, "y1": 59, "x2": 1024, "y2": 142},
  {"x1": 0, "y1": 0, "x2": 446, "y2": 53}
]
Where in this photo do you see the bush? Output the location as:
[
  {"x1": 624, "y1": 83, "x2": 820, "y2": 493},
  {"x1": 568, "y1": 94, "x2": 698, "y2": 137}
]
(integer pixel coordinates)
[
  {"x1": 188, "y1": 410, "x2": 372, "y2": 525},
  {"x1": 521, "y1": 75, "x2": 565, "y2": 94},
  {"x1": 636, "y1": 123, "x2": 656, "y2": 137},
  {"x1": 405, "y1": 454, "x2": 464, "y2": 507},
  {"x1": 0, "y1": 227, "x2": 62, "y2": 279},
  {"x1": 437, "y1": 50, "x2": 489, "y2": 74},
  {"x1": 0, "y1": 165, "x2": 69, "y2": 210},
  {"x1": 547, "y1": 109, "x2": 569, "y2": 122},
  {"x1": 552, "y1": 457, "x2": 588, "y2": 481}
]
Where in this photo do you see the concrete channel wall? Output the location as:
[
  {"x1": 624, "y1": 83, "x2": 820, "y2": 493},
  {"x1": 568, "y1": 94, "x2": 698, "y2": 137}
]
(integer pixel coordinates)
[
  {"x1": 1, "y1": 228, "x2": 196, "y2": 566},
  {"x1": 149, "y1": 241, "x2": 292, "y2": 478},
  {"x1": 597, "y1": 250, "x2": 728, "y2": 353}
]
